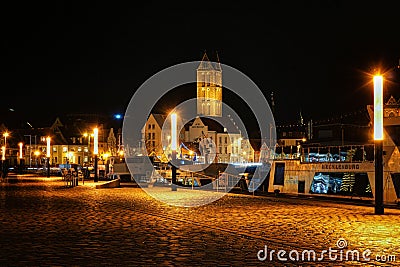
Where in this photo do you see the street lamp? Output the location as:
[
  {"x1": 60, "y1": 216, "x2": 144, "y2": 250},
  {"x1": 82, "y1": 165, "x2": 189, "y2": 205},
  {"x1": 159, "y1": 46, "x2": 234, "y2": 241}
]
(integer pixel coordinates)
[
  {"x1": 46, "y1": 136, "x2": 51, "y2": 178},
  {"x1": 93, "y1": 127, "x2": 99, "y2": 182},
  {"x1": 3, "y1": 132, "x2": 9, "y2": 160},
  {"x1": 374, "y1": 75, "x2": 384, "y2": 215},
  {"x1": 171, "y1": 113, "x2": 177, "y2": 191},
  {"x1": 19, "y1": 142, "x2": 24, "y2": 174}
]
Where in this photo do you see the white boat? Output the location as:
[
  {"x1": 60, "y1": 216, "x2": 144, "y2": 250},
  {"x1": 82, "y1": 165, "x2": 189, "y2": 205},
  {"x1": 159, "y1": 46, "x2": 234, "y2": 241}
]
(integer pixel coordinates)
[{"x1": 261, "y1": 100, "x2": 400, "y2": 204}]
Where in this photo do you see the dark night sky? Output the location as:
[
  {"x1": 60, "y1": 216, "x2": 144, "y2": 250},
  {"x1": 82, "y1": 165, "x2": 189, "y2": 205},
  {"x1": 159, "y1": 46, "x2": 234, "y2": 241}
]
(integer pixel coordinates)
[{"x1": 2, "y1": 1, "x2": 400, "y2": 130}]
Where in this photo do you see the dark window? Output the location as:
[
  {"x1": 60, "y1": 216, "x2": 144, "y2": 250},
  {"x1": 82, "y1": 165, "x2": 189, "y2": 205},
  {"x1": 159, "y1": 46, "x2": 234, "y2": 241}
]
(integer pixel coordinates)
[{"x1": 273, "y1": 163, "x2": 285, "y2": 185}]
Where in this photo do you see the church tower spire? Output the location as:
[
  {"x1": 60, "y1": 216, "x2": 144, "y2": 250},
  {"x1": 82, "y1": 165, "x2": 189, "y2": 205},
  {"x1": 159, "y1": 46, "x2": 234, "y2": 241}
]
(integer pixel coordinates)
[{"x1": 197, "y1": 51, "x2": 222, "y2": 117}]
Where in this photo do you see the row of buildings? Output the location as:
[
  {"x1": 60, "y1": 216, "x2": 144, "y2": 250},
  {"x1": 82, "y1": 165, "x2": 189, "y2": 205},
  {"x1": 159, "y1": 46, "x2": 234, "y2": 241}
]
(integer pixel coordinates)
[
  {"x1": 1, "y1": 52, "x2": 386, "y2": 170},
  {"x1": 0, "y1": 114, "x2": 123, "y2": 169}
]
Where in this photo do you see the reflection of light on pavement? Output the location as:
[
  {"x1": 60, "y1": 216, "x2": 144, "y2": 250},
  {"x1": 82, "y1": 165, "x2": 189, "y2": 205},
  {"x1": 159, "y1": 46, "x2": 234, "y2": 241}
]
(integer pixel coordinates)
[{"x1": 145, "y1": 187, "x2": 227, "y2": 207}]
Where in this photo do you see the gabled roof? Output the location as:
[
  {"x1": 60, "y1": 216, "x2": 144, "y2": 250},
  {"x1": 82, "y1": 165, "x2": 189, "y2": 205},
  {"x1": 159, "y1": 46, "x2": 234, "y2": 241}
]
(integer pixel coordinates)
[
  {"x1": 197, "y1": 51, "x2": 222, "y2": 72},
  {"x1": 185, "y1": 116, "x2": 241, "y2": 134},
  {"x1": 151, "y1": 114, "x2": 167, "y2": 129},
  {"x1": 197, "y1": 52, "x2": 215, "y2": 70},
  {"x1": 386, "y1": 95, "x2": 400, "y2": 107}
]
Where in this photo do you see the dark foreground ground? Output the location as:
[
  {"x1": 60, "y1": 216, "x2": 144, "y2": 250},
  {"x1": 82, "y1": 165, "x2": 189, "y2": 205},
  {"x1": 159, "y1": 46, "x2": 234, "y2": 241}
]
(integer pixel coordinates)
[{"x1": 1, "y1": 178, "x2": 399, "y2": 266}]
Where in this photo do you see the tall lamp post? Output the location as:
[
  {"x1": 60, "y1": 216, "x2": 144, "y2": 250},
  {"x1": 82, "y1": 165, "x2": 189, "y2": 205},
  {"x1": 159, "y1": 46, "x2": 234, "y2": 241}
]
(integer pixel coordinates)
[
  {"x1": 374, "y1": 75, "x2": 384, "y2": 215},
  {"x1": 3, "y1": 132, "x2": 9, "y2": 160},
  {"x1": 46, "y1": 136, "x2": 51, "y2": 178},
  {"x1": 93, "y1": 127, "x2": 99, "y2": 182},
  {"x1": 19, "y1": 142, "x2": 24, "y2": 174},
  {"x1": 171, "y1": 113, "x2": 177, "y2": 191}
]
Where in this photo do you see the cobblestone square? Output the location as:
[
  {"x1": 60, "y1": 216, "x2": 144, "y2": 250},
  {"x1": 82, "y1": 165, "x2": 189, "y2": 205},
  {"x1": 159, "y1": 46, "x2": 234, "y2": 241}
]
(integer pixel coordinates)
[{"x1": 1, "y1": 178, "x2": 400, "y2": 266}]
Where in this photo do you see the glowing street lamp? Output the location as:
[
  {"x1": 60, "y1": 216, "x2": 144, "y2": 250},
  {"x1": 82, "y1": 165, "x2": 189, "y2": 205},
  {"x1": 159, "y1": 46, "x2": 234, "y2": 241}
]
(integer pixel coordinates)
[
  {"x1": 374, "y1": 75, "x2": 384, "y2": 215},
  {"x1": 19, "y1": 142, "x2": 24, "y2": 174},
  {"x1": 46, "y1": 136, "x2": 51, "y2": 177},
  {"x1": 1, "y1": 146, "x2": 5, "y2": 161},
  {"x1": 19, "y1": 142, "x2": 23, "y2": 159},
  {"x1": 170, "y1": 113, "x2": 177, "y2": 191},
  {"x1": 3, "y1": 132, "x2": 9, "y2": 160},
  {"x1": 93, "y1": 127, "x2": 99, "y2": 182},
  {"x1": 374, "y1": 76, "x2": 384, "y2": 140}
]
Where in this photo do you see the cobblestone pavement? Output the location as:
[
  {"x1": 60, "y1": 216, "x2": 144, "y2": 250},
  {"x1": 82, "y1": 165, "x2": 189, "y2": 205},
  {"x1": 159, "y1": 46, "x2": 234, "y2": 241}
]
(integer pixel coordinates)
[{"x1": 1, "y1": 178, "x2": 400, "y2": 266}]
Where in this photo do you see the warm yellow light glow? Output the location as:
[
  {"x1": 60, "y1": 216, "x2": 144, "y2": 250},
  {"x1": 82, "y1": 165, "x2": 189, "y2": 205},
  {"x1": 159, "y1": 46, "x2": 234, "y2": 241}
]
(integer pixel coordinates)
[
  {"x1": 46, "y1": 136, "x2": 51, "y2": 158},
  {"x1": 19, "y1": 142, "x2": 23, "y2": 159},
  {"x1": 103, "y1": 153, "x2": 110, "y2": 160},
  {"x1": 171, "y1": 113, "x2": 177, "y2": 151},
  {"x1": 34, "y1": 151, "x2": 40, "y2": 156},
  {"x1": 189, "y1": 150, "x2": 193, "y2": 156},
  {"x1": 374, "y1": 75, "x2": 383, "y2": 140},
  {"x1": 93, "y1": 128, "x2": 99, "y2": 155},
  {"x1": 302, "y1": 137, "x2": 307, "y2": 142},
  {"x1": 237, "y1": 138, "x2": 242, "y2": 146},
  {"x1": 1, "y1": 146, "x2": 5, "y2": 161},
  {"x1": 3, "y1": 132, "x2": 9, "y2": 138},
  {"x1": 83, "y1": 133, "x2": 88, "y2": 137},
  {"x1": 118, "y1": 150, "x2": 124, "y2": 156}
]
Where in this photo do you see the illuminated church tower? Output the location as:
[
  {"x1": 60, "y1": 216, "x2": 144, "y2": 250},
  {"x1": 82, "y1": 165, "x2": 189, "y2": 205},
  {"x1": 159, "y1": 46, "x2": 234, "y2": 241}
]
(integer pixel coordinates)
[{"x1": 197, "y1": 52, "x2": 222, "y2": 117}]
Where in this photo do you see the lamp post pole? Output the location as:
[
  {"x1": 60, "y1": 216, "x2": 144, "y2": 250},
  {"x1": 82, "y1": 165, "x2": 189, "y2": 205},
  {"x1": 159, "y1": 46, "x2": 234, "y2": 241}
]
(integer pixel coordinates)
[
  {"x1": 46, "y1": 137, "x2": 51, "y2": 178},
  {"x1": 93, "y1": 128, "x2": 99, "y2": 182},
  {"x1": 171, "y1": 113, "x2": 177, "y2": 191},
  {"x1": 2, "y1": 132, "x2": 9, "y2": 164},
  {"x1": 19, "y1": 142, "x2": 24, "y2": 174},
  {"x1": 374, "y1": 75, "x2": 384, "y2": 215}
]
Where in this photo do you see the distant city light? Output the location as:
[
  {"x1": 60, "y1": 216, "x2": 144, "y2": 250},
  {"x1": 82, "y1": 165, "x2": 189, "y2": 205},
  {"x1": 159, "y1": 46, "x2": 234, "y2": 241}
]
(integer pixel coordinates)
[{"x1": 114, "y1": 114, "x2": 123, "y2": 119}]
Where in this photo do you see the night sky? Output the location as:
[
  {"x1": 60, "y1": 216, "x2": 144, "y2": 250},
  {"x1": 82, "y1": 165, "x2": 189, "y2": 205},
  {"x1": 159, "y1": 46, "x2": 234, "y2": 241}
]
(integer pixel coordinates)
[{"x1": 2, "y1": 1, "x2": 400, "y2": 130}]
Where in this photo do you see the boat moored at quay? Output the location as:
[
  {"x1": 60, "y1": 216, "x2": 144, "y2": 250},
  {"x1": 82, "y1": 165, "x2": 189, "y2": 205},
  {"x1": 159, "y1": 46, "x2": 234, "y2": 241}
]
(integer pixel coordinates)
[{"x1": 263, "y1": 99, "x2": 400, "y2": 204}]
